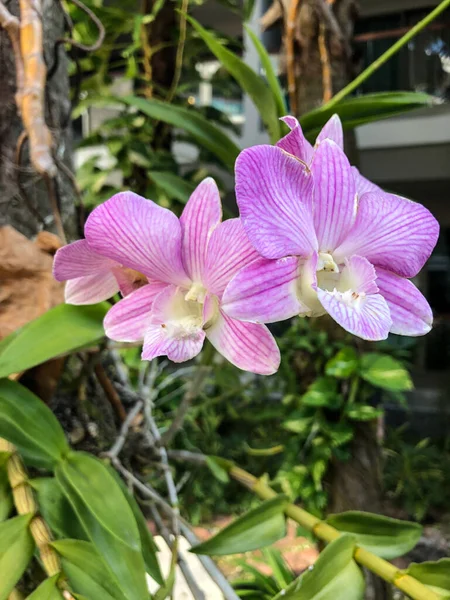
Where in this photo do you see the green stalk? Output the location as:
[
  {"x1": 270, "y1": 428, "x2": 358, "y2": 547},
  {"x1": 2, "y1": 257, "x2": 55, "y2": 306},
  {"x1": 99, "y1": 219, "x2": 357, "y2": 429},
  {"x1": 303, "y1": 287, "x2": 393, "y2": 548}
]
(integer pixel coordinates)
[
  {"x1": 325, "y1": 0, "x2": 450, "y2": 108},
  {"x1": 229, "y1": 465, "x2": 442, "y2": 600}
]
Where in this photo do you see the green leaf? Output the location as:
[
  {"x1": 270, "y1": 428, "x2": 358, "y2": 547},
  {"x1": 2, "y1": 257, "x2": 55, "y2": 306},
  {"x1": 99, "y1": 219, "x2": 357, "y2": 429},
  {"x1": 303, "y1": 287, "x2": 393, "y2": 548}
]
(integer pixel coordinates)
[
  {"x1": 276, "y1": 535, "x2": 365, "y2": 600},
  {"x1": 407, "y1": 559, "x2": 450, "y2": 597},
  {"x1": 187, "y1": 16, "x2": 281, "y2": 143},
  {"x1": 122, "y1": 95, "x2": 239, "y2": 171},
  {"x1": 0, "y1": 514, "x2": 35, "y2": 600},
  {"x1": 346, "y1": 405, "x2": 384, "y2": 421},
  {"x1": 325, "y1": 348, "x2": 358, "y2": 379},
  {"x1": 0, "y1": 380, "x2": 69, "y2": 469},
  {"x1": 300, "y1": 91, "x2": 433, "y2": 141},
  {"x1": 25, "y1": 575, "x2": 64, "y2": 600},
  {"x1": 150, "y1": 171, "x2": 196, "y2": 204},
  {"x1": 325, "y1": 511, "x2": 422, "y2": 559},
  {"x1": 301, "y1": 377, "x2": 340, "y2": 408},
  {"x1": 360, "y1": 353, "x2": 413, "y2": 391},
  {"x1": 244, "y1": 25, "x2": 287, "y2": 120},
  {"x1": 0, "y1": 464, "x2": 12, "y2": 522},
  {"x1": 0, "y1": 303, "x2": 109, "y2": 378},
  {"x1": 106, "y1": 465, "x2": 163, "y2": 585},
  {"x1": 56, "y1": 453, "x2": 148, "y2": 600},
  {"x1": 52, "y1": 539, "x2": 127, "y2": 600},
  {"x1": 31, "y1": 478, "x2": 87, "y2": 541},
  {"x1": 191, "y1": 495, "x2": 288, "y2": 555},
  {"x1": 205, "y1": 455, "x2": 230, "y2": 483}
]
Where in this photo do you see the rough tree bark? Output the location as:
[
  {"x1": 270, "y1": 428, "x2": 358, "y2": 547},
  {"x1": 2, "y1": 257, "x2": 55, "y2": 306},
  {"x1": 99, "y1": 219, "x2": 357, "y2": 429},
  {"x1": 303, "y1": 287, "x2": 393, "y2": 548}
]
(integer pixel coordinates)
[{"x1": 0, "y1": 0, "x2": 75, "y2": 239}]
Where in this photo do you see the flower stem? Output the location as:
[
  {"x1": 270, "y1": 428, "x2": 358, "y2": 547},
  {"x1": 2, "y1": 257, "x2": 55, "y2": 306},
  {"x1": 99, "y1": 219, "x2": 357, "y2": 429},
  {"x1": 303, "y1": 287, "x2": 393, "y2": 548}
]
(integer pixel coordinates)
[
  {"x1": 228, "y1": 465, "x2": 441, "y2": 600},
  {"x1": 325, "y1": 0, "x2": 450, "y2": 108}
]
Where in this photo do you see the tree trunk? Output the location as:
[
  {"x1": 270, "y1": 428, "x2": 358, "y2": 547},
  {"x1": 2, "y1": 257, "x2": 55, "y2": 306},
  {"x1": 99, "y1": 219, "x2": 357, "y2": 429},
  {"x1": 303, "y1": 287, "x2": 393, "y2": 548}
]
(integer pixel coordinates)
[
  {"x1": 0, "y1": 0, "x2": 75, "y2": 238},
  {"x1": 287, "y1": 2, "x2": 390, "y2": 597}
]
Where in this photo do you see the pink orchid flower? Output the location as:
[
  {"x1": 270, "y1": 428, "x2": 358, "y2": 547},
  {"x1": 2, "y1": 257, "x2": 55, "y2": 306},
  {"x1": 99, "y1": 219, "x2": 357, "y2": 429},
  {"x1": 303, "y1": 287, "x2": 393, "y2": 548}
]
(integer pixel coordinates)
[
  {"x1": 53, "y1": 238, "x2": 147, "y2": 304},
  {"x1": 222, "y1": 123, "x2": 439, "y2": 341},
  {"x1": 277, "y1": 114, "x2": 380, "y2": 196},
  {"x1": 54, "y1": 179, "x2": 280, "y2": 375}
]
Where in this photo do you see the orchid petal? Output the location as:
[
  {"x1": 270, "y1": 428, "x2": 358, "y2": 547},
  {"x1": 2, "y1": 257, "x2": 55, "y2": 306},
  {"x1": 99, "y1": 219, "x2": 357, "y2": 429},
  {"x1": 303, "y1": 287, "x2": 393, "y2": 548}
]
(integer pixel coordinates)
[
  {"x1": 206, "y1": 310, "x2": 280, "y2": 375},
  {"x1": 53, "y1": 239, "x2": 116, "y2": 281},
  {"x1": 352, "y1": 167, "x2": 381, "y2": 196},
  {"x1": 180, "y1": 177, "x2": 222, "y2": 282},
  {"x1": 104, "y1": 282, "x2": 169, "y2": 342},
  {"x1": 318, "y1": 288, "x2": 392, "y2": 341},
  {"x1": 222, "y1": 256, "x2": 306, "y2": 323},
  {"x1": 85, "y1": 191, "x2": 189, "y2": 286},
  {"x1": 65, "y1": 272, "x2": 119, "y2": 305},
  {"x1": 235, "y1": 145, "x2": 316, "y2": 259},
  {"x1": 277, "y1": 116, "x2": 314, "y2": 163},
  {"x1": 316, "y1": 114, "x2": 344, "y2": 149},
  {"x1": 339, "y1": 255, "x2": 379, "y2": 296},
  {"x1": 113, "y1": 268, "x2": 148, "y2": 297},
  {"x1": 311, "y1": 140, "x2": 357, "y2": 252},
  {"x1": 376, "y1": 268, "x2": 433, "y2": 336},
  {"x1": 203, "y1": 218, "x2": 260, "y2": 297},
  {"x1": 142, "y1": 326, "x2": 205, "y2": 363},
  {"x1": 333, "y1": 192, "x2": 439, "y2": 278}
]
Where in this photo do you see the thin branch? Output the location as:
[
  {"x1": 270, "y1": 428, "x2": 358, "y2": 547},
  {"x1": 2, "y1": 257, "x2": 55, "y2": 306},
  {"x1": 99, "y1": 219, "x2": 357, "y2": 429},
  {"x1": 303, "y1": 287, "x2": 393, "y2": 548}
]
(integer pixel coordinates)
[
  {"x1": 94, "y1": 363, "x2": 127, "y2": 422},
  {"x1": 42, "y1": 174, "x2": 67, "y2": 243},
  {"x1": 0, "y1": 2, "x2": 24, "y2": 96},
  {"x1": 151, "y1": 505, "x2": 206, "y2": 600},
  {"x1": 159, "y1": 366, "x2": 209, "y2": 446},
  {"x1": 106, "y1": 401, "x2": 143, "y2": 459},
  {"x1": 15, "y1": 131, "x2": 46, "y2": 226},
  {"x1": 58, "y1": 0, "x2": 105, "y2": 52},
  {"x1": 19, "y1": 0, "x2": 57, "y2": 177},
  {"x1": 112, "y1": 459, "x2": 240, "y2": 600},
  {"x1": 165, "y1": 0, "x2": 189, "y2": 104}
]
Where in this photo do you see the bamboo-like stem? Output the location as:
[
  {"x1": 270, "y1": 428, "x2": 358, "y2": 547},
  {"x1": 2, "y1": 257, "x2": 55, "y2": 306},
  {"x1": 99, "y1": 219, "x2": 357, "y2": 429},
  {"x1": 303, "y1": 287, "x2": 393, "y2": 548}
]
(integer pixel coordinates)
[
  {"x1": 0, "y1": 3, "x2": 25, "y2": 98},
  {"x1": 0, "y1": 438, "x2": 61, "y2": 577},
  {"x1": 325, "y1": 0, "x2": 450, "y2": 108},
  {"x1": 229, "y1": 465, "x2": 442, "y2": 600},
  {"x1": 285, "y1": 0, "x2": 301, "y2": 115}
]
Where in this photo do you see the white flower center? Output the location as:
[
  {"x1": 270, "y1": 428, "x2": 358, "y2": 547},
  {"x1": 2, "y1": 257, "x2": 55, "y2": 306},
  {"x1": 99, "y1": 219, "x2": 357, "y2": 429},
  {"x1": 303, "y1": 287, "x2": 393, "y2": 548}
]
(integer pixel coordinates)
[{"x1": 160, "y1": 283, "x2": 219, "y2": 340}]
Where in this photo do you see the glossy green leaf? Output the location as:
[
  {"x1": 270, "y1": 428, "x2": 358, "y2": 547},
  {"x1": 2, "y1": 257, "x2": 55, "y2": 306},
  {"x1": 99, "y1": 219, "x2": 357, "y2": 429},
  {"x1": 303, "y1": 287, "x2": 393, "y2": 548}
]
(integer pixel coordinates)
[
  {"x1": 244, "y1": 25, "x2": 287, "y2": 121},
  {"x1": 0, "y1": 303, "x2": 109, "y2": 378},
  {"x1": 300, "y1": 91, "x2": 433, "y2": 141},
  {"x1": 407, "y1": 559, "x2": 450, "y2": 597},
  {"x1": 0, "y1": 465, "x2": 12, "y2": 522},
  {"x1": 107, "y1": 465, "x2": 163, "y2": 585},
  {"x1": 122, "y1": 95, "x2": 239, "y2": 171},
  {"x1": 150, "y1": 171, "x2": 196, "y2": 204},
  {"x1": 360, "y1": 353, "x2": 413, "y2": 391},
  {"x1": 0, "y1": 380, "x2": 69, "y2": 469},
  {"x1": 326, "y1": 511, "x2": 422, "y2": 559},
  {"x1": 25, "y1": 575, "x2": 64, "y2": 600},
  {"x1": 187, "y1": 16, "x2": 281, "y2": 143},
  {"x1": 0, "y1": 514, "x2": 35, "y2": 600},
  {"x1": 31, "y1": 478, "x2": 87, "y2": 541},
  {"x1": 52, "y1": 539, "x2": 127, "y2": 600},
  {"x1": 276, "y1": 535, "x2": 364, "y2": 600},
  {"x1": 346, "y1": 405, "x2": 384, "y2": 421},
  {"x1": 325, "y1": 348, "x2": 359, "y2": 379},
  {"x1": 191, "y1": 495, "x2": 288, "y2": 555},
  {"x1": 56, "y1": 453, "x2": 148, "y2": 600},
  {"x1": 301, "y1": 377, "x2": 340, "y2": 408}
]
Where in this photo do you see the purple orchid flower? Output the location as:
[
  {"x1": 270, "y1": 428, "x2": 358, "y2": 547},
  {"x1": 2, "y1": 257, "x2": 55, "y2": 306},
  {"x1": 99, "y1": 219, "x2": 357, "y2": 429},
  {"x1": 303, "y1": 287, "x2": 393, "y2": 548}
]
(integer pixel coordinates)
[
  {"x1": 54, "y1": 179, "x2": 280, "y2": 375},
  {"x1": 276, "y1": 114, "x2": 380, "y2": 197},
  {"x1": 222, "y1": 120, "x2": 439, "y2": 341},
  {"x1": 53, "y1": 239, "x2": 147, "y2": 304}
]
